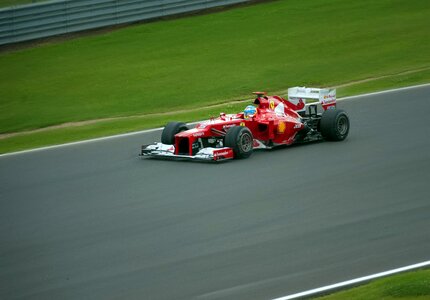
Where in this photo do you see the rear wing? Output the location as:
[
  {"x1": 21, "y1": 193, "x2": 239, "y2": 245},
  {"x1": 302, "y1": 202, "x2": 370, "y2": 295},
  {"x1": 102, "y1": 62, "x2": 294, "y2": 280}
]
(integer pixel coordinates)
[{"x1": 288, "y1": 87, "x2": 336, "y2": 111}]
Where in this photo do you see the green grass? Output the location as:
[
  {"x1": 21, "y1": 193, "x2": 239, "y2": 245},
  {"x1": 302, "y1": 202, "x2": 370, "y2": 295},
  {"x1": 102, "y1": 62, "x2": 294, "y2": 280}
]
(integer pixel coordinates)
[
  {"x1": 315, "y1": 269, "x2": 430, "y2": 300},
  {"x1": 1, "y1": 68, "x2": 429, "y2": 154},
  {"x1": 0, "y1": 0, "x2": 47, "y2": 8},
  {"x1": 0, "y1": 0, "x2": 429, "y2": 153},
  {"x1": 336, "y1": 68, "x2": 430, "y2": 98},
  {"x1": 0, "y1": 101, "x2": 248, "y2": 153}
]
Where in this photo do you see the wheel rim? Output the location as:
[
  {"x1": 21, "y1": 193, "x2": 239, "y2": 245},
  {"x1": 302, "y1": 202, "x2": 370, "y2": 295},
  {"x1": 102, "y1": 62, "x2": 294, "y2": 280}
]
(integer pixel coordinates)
[
  {"x1": 239, "y1": 133, "x2": 253, "y2": 152},
  {"x1": 337, "y1": 116, "x2": 348, "y2": 135}
]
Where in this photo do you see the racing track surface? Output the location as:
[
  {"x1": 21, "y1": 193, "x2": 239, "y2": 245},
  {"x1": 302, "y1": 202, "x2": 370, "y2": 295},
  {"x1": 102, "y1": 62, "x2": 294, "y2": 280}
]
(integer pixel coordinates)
[{"x1": 1, "y1": 85, "x2": 430, "y2": 300}]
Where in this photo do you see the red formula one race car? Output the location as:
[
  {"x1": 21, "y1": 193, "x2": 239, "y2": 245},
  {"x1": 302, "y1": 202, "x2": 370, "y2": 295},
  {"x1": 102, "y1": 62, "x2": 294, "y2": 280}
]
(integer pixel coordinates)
[{"x1": 140, "y1": 87, "x2": 349, "y2": 161}]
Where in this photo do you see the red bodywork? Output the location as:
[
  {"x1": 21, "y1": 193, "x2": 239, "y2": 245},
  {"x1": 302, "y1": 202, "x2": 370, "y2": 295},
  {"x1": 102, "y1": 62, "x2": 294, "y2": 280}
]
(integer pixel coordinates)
[{"x1": 173, "y1": 94, "x2": 309, "y2": 159}]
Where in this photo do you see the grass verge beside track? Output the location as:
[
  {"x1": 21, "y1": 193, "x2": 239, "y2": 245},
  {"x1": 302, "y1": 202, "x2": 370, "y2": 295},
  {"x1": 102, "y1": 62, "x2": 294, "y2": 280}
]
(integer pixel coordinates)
[
  {"x1": 1, "y1": 76, "x2": 429, "y2": 154},
  {"x1": 315, "y1": 268, "x2": 430, "y2": 300}
]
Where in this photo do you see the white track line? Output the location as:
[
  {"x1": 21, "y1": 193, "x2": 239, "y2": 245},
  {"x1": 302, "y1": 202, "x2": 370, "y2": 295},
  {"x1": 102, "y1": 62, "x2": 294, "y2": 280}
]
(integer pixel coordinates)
[
  {"x1": 0, "y1": 126, "x2": 165, "y2": 158},
  {"x1": 338, "y1": 82, "x2": 430, "y2": 101},
  {"x1": 1, "y1": 83, "x2": 430, "y2": 158},
  {"x1": 272, "y1": 260, "x2": 430, "y2": 300}
]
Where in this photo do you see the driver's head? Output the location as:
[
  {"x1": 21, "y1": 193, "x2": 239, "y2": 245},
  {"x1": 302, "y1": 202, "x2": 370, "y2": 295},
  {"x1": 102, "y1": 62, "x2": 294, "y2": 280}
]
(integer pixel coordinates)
[{"x1": 244, "y1": 105, "x2": 257, "y2": 118}]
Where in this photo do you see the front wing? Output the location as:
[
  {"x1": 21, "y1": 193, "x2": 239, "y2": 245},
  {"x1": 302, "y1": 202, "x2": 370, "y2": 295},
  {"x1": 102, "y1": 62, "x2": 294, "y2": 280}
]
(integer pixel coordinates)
[{"x1": 140, "y1": 143, "x2": 234, "y2": 162}]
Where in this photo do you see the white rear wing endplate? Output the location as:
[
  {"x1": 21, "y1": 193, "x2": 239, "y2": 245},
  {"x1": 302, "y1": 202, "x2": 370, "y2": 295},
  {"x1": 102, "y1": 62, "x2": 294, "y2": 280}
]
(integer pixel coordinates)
[{"x1": 288, "y1": 87, "x2": 336, "y2": 111}]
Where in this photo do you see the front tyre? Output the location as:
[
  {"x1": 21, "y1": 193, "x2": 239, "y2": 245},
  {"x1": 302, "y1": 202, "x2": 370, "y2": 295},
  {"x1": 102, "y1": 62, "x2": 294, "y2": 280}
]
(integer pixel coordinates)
[
  {"x1": 161, "y1": 122, "x2": 188, "y2": 144},
  {"x1": 225, "y1": 126, "x2": 253, "y2": 159},
  {"x1": 320, "y1": 109, "x2": 350, "y2": 141}
]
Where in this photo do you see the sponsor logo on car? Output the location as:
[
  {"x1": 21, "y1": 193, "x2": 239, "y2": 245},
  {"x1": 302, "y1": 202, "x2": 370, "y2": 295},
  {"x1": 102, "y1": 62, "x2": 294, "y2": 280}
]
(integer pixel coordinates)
[
  {"x1": 215, "y1": 151, "x2": 230, "y2": 156},
  {"x1": 269, "y1": 100, "x2": 275, "y2": 110},
  {"x1": 214, "y1": 149, "x2": 233, "y2": 160},
  {"x1": 278, "y1": 121, "x2": 286, "y2": 133},
  {"x1": 323, "y1": 94, "x2": 336, "y2": 104}
]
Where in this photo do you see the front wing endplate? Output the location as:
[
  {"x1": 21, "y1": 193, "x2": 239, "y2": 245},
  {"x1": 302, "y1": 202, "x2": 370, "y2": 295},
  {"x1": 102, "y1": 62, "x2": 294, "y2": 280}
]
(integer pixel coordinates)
[{"x1": 140, "y1": 143, "x2": 234, "y2": 161}]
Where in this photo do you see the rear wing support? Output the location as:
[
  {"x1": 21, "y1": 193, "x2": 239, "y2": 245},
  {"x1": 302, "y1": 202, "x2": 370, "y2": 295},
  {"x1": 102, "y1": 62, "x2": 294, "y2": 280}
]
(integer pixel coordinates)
[{"x1": 288, "y1": 87, "x2": 336, "y2": 111}]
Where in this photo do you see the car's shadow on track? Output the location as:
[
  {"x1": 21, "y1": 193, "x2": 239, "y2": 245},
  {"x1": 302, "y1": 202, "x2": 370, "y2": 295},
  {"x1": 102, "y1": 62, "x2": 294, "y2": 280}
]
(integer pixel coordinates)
[{"x1": 267, "y1": 140, "x2": 325, "y2": 152}]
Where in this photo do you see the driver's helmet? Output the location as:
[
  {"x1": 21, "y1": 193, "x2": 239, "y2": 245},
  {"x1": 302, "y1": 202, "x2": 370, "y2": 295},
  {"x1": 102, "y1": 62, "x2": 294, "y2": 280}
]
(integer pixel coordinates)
[{"x1": 244, "y1": 105, "x2": 257, "y2": 118}]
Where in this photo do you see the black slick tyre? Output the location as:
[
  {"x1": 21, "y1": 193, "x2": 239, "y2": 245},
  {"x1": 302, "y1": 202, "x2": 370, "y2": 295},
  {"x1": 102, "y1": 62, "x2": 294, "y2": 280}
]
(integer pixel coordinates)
[
  {"x1": 225, "y1": 126, "x2": 253, "y2": 159},
  {"x1": 161, "y1": 122, "x2": 188, "y2": 144},
  {"x1": 320, "y1": 109, "x2": 350, "y2": 141}
]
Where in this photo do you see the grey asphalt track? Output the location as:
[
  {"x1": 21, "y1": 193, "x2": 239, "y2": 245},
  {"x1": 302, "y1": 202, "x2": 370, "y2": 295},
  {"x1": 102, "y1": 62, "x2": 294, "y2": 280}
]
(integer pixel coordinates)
[{"x1": 1, "y1": 86, "x2": 430, "y2": 300}]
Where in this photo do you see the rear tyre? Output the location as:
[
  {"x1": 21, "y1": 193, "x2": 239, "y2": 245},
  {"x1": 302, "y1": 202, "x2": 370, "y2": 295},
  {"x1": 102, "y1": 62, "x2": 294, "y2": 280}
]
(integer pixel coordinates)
[
  {"x1": 225, "y1": 126, "x2": 253, "y2": 159},
  {"x1": 161, "y1": 122, "x2": 188, "y2": 144},
  {"x1": 320, "y1": 109, "x2": 350, "y2": 141}
]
